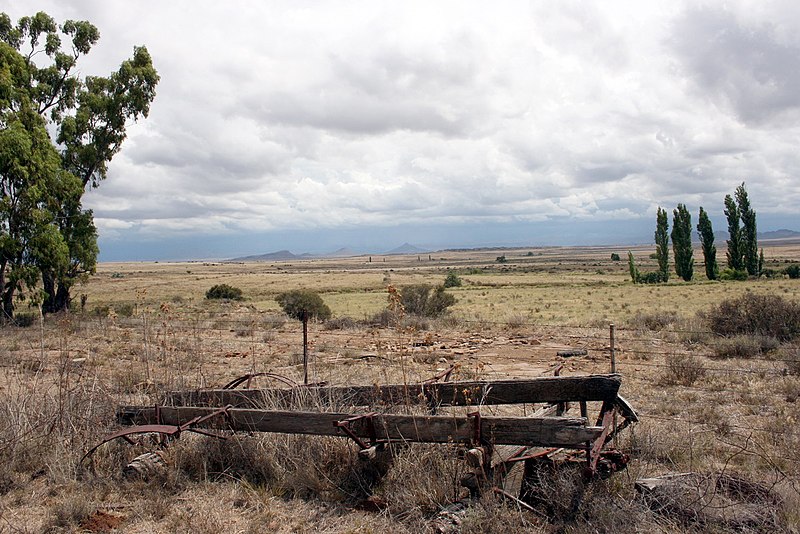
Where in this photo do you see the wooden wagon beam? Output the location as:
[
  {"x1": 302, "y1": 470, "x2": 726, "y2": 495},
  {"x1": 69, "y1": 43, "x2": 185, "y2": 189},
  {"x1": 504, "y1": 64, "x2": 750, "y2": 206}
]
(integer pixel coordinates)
[
  {"x1": 117, "y1": 406, "x2": 604, "y2": 448},
  {"x1": 165, "y1": 374, "x2": 623, "y2": 408}
]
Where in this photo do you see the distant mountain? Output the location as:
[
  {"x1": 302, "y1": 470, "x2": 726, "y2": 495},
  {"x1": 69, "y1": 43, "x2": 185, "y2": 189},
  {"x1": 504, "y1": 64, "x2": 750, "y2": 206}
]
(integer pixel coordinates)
[
  {"x1": 708, "y1": 229, "x2": 800, "y2": 242},
  {"x1": 385, "y1": 243, "x2": 429, "y2": 255},
  {"x1": 760, "y1": 229, "x2": 800, "y2": 240},
  {"x1": 230, "y1": 250, "x2": 298, "y2": 261},
  {"x1": 326, "y1": 247, "x2": 358, "y2": 257}
]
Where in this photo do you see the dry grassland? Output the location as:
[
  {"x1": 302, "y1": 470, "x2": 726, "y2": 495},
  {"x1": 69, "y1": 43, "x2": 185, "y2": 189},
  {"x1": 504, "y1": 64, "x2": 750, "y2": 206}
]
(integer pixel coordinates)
[{"x1": 1, "y1": 241, "x2": 799, "y2": 532}]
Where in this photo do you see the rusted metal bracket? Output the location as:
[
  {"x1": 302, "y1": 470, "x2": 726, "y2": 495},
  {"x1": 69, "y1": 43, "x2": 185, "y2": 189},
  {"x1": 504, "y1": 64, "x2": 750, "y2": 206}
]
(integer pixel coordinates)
[
  {"x1": 333, "y1": 412, "x2": 378, "y2": 450},
  {"x1": 222, "y1": 372, "x2": 298, "y2": 390},
  {"x1": 423, "y1": 364, "x2": 456, "y2": 384}
]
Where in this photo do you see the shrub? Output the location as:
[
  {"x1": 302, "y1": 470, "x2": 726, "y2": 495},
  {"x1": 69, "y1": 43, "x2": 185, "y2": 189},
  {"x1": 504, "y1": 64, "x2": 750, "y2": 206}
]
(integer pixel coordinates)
[
  {"x1": 443, "y1": 272, "x2": 462, "y2": 288},
  {"x1": 638, "y1": 271, "x2": 666, "y2": 284},
  {"x1": 785, "y1": 265, "x2": 800, "y2": 279},
  {"x1": 719, "y1": 268, "x2": 748, "y2": 281},
  {"x1": 660, "y1": 354, "x2": 707, "y2": 386},
  {"x1": 205, "y1": 284, "x2": 243, "y2": 300},
  {"x1": 495, "y1": 255, "x2": 507, "y2": 264},
  {"x1": 713, "y1": 334, "x2": 780, "y2": 358},
  {"x1": 610, "y1": 253, "x2": 621, "y2": 261},
  {"x1": 705, "y1": 293, "x2": 800, "y2": 341},
  {"x1": 400, "y1": 285, "x2": 456, "y2": 317},
  {"x1": 13, "y1": 312, "x2": 37, "y2": 327},
  {"x1": 276, "y1": 290, "x2": 331, "y2": 322},
  {"x1": 323, "y1": 316, "x2": 358, "y2": 330},
  {"x1": 629, "y1": 310, "x2": 678, "y2": 331}
]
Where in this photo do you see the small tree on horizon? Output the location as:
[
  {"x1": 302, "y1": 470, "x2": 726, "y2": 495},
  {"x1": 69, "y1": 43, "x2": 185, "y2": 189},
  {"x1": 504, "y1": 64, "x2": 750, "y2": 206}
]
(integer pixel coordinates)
[
  {"x1": 697, "y1": 207, "x2": 719, "y2": 280},
  {"x1": 276, "y1": 290, "x2": 332, "y2": 384},
  {"x1": 655, "y1": 207, "x2": 670, "y2": 282},
  {"x1": 671, "y1": 203, "x2": 693, "y2": 281}
]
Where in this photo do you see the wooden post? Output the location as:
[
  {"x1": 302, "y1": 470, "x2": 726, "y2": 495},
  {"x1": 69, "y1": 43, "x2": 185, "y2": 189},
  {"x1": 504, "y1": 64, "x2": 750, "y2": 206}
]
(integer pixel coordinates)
[
  {"x1": 609, "y1": 323, "x2": 617, "y2": 447},
  {"x1": 609, "y1": 323, "x2": 616, "y2": 374},
  {"x1": 302, "y1": 312, "x2": 308, "y2": 385}
]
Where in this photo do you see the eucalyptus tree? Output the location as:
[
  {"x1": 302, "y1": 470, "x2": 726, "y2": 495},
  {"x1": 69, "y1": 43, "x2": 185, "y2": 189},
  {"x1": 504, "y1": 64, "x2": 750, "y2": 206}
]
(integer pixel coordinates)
[{"x1": 0, "y1": 11, "x2": 158, "y2": 315}]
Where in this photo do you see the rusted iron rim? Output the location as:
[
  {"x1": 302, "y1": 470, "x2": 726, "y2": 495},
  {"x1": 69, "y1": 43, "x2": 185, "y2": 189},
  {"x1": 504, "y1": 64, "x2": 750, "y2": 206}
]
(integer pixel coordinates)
[{"x1": 82, "y1": 405, "x2": 233, "y2": 465}]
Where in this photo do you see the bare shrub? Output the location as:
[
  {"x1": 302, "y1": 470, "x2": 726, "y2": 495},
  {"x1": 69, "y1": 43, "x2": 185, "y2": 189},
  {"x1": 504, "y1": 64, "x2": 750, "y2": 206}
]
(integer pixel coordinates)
[
  {"x1": 705, "y1": 293, "x2": 800, "y2": 341},
  {"x1": 323, "y1": 316, "x2": 359, "y2": 330},
  {"x1": 660, "y1": 353, "x2": 707, "y2": 386},
  {"x1": 629, "y1": 310, "x2": 679, "y2": 331},
  {"x1": 713, "y1": 334, "x2": 780, "y2": 359},
  {"x1": 783, "y1": 344, "x2": 800, "y2": 376}
]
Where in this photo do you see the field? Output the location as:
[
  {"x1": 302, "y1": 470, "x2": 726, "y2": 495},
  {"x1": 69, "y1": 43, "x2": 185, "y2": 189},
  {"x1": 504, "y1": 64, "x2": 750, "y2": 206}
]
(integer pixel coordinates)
[{"x1": 1, "y1": 241, "x2": 800, "y2": 532}]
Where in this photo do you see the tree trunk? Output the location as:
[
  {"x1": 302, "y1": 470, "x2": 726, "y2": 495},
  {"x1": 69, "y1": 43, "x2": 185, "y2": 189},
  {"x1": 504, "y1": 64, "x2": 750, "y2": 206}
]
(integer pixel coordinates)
[{"x1": 42, "y1": 271, "x2": 71, "y2": 314}]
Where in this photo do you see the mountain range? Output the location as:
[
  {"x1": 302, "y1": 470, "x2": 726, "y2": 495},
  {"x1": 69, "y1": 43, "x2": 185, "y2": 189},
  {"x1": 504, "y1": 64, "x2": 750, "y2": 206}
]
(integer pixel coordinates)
[{"x1": 230, "y1": 230, "x2": 799, "y2": 262}]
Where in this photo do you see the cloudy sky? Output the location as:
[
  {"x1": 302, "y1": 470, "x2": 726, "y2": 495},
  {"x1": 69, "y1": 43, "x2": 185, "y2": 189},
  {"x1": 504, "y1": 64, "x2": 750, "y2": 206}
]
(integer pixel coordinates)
[{"x1": 4, "y1": 1, "x2": 799, "y2": 260}]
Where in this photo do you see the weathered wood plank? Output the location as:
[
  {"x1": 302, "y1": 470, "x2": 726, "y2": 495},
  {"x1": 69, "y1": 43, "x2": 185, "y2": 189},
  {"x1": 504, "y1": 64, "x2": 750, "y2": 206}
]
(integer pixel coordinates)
[
  {"x1": 165, "y1": 374, "x2": 622, "y2": 408},
  {"x1": 117, "y1": 406, "x2": 603, "y2": 448}
]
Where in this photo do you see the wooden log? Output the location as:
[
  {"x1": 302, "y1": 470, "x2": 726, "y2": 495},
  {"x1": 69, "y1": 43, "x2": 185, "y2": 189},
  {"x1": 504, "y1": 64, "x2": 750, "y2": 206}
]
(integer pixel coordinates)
[
  {"x1": 117, "y1": 406, "x2": 604, "y2": 448},
  {"x1": 164, "y1": 374, "x2": 622, "y2": 408}
]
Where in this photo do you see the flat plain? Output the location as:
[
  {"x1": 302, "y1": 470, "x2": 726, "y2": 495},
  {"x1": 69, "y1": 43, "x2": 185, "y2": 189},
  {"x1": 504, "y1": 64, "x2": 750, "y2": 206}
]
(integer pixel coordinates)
[{"x1": 1, "y1": 241, "x2": 799, "y2": 532}]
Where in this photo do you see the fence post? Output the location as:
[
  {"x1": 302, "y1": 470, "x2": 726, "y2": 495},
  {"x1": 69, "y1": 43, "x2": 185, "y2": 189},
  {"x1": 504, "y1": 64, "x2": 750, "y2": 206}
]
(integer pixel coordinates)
[
  {"x1": 610, "y1": 323, "x2": 617, "y2": 448},
  {"x1": 609, "y1": 323, "x2": 616, "y2": 374}
]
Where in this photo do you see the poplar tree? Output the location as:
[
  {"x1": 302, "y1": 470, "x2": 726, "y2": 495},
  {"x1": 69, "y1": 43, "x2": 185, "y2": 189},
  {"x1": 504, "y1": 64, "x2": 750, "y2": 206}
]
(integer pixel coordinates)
[
  {"x1": 655, "y1": 207, "x2": 669, "y2": 282},
  {"x1": 735, "y1": 183, "x2": 759, "y2": 276},
  {"x1": 671, "y1": 203, "x2": 693, "y2": 281},
  {"x1": 697, "y1": 207, "x2": 718, "y2": 280},
  {"x1": 724, "y1": 194, "x2": 743, "y2": 271}
]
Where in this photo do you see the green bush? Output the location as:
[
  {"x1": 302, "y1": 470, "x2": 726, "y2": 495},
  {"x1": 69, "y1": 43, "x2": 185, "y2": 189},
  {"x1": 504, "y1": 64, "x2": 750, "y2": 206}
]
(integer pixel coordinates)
[
  {"x1": 443, "y1": 272, "x2": 462, "y2": 288},
  {"x1": 276, "y1": 290, "x2": 331, "y2": 321},
  {"x1": 719, "y1": 268, "x2": 748, "y2": 281},
  {"x1": 610, "y1": 253, "x2": 621, "y2": 261},
  {"x1": 205, "y1": 284, "x2": 244, "y2": 300},
  {"x1": 495, "y1": 255, "x2": 507, "y2": 264},
  {"x1": 705, "y1": 293, "x2": 800, "y2": 341},
  {"x1": 785, "y1": 265, "x2": 800, "y2": 279},
  {"x1": 400, "y1": 284, "x2": 456, "y2": 317},
  {"x1": 638, "y1": 271, "x2": 666, "y2": 284}
]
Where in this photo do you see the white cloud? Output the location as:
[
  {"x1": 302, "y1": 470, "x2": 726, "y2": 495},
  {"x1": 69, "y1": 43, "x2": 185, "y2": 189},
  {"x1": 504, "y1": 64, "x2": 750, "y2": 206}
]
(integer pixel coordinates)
[{"x1": 3, "y1": 0, "x2": 799, "y2": 257}]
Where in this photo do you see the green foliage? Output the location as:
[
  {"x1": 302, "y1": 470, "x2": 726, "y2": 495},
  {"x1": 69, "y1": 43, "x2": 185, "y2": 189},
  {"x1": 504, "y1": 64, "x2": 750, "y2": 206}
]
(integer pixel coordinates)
[
  {"x1": 724, "y1": 193, "x2": 743, "y2": 271},
  {"x1": 785, "y1": 265, "x2": 800, "y2": 279},
  {"x1": 654, "y1": 207, "x2": 670, "y2": 282},
  {"x1": 706, "y1": 293, "x2": 800, "y2": 341},
  {"x1": 400, "y1": 284, "x2": 456, "y2": 317},
  {"x1": 697, "y1": 207, "x2": 718, "y2": 280},
  {"x1": 719, "y1": 268, "x2": 748, "y2": 281},
  {"x1": 610, "y1": 253, "x2": 621, "y2": 261},
  {"x1": 735, "y1": 183, "x2": 759, "y2": 276},
  {"x1": 276, "y1": 290, "x2": 331, "y2": 322},
  {"x1": 670, "y1": 203, "x2": 693, "y2": 281},
  {"x1": 206, "y1": 284, "x2": 244, "y2": 301},
  {"x1": 0, "y1": 11, "x2": 159, "y2": 317},
  {"x1": 495, "y1": 255, "x2": 507, "y2": 264},
  {"x1": 627, "y1": 251, "x2": 639, "y2": 283},
  {"x1": 443, "y1": 272, "x2": 462, "y2": 288},
  {"x1": 638, "y1": 271, "x2": 667, "y2": 284}
]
